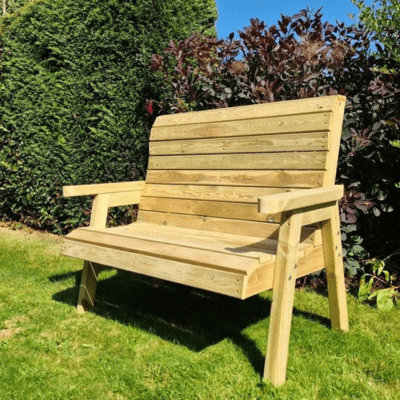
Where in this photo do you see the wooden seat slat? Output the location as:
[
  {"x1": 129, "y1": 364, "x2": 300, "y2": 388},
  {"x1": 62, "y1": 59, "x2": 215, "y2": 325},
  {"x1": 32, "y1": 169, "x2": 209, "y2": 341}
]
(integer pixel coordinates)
[
  {"x1": 62, "y1": 241, "x2": 245, "y2": 297},
  {"x1": 149, "y1": 132, "x2": 328, "y2": 155},
  {"x1": 151, "y1": 113, "x2": 331, "y2": 140},
  {"x1": 145, "y1": 170, "x2": 324, "y2": 188},
  {"x1": 129, "y1": 222, "x2": 311, "y2": 253},
  {"x1": 65, "y1": 228, "x2": 261, "y2": 274},
  {"x1": 148, "y1": 152, "x2": 328, "y2": 171}
]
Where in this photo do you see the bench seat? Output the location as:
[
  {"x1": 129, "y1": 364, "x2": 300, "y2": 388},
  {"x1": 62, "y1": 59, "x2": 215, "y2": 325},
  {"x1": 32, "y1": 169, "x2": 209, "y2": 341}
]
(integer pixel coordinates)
[{"x1": 62, "y1": 222, "x2": 317, "y2": 299}]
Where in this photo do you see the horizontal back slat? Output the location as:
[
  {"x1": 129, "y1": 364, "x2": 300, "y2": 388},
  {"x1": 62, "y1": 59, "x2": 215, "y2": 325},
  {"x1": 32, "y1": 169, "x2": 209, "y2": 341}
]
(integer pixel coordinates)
[
  {"x1": 153, "y1": 96, "x2": 343, "y2": 127},
  {"x1": 142, "y1": 184, "x2": 298, "y2": 203},
  {"x1": 151, "y1": 113, "x2": 331, "y2": 141},
  {"x1": 140, "y1": 197, "x2": 280, "y2": 223},
  {"x1": 145, "y1": 170, "x2": 324, "y2": 188},
  {"x1": 148, "y1": 152, "x2": 328, "y2": 171},
  {"x1": 139, "y1": 96, "x2": 345, "y2": 233},
  {"x1": 137, "y1": 211, "x2": 317, "y2": 243},
  {"x1": 149, "y1": 132, "x2": 328, "y2": 155}
]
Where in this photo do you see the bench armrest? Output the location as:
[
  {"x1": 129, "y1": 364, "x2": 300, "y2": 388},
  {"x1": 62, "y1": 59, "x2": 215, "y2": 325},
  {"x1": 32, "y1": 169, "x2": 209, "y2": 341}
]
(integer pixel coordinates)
[
  {"x1": 63, "y1": 181, "x2": 145, "y2": 228},
  {"x1": 63, "y1": 181, "x2": 145, "y2": 197},
  {"x1": 258, "y1": 185, "x2": 344, "y2": 214}
]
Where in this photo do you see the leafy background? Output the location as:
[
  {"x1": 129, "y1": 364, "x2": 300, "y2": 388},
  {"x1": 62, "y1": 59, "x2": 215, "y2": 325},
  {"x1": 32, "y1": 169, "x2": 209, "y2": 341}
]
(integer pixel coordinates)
[{"x1": 0, "y1": 0, "x2": 218, "y2": 230}]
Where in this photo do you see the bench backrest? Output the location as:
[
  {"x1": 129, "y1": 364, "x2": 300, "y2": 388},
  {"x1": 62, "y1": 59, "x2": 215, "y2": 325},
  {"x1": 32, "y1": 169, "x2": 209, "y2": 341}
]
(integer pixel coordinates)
[{"x1": 137, "y1": 95, "x2": 346, "y2": 240}]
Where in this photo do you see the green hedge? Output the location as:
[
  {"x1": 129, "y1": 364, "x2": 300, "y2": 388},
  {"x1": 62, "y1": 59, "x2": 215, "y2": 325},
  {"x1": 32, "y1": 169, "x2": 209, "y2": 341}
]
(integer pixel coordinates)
[{"x1": 0, "y1": 0, "x2": 217, "y2": 231}]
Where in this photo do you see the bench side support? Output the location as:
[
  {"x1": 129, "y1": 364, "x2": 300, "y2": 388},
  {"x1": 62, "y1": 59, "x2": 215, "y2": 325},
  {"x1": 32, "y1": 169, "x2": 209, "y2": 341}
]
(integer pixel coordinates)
[
  {"x1": 77, "y1": 261, "x2": 102, "y2": 314},
  {"x1": 264, "y1": 210, "x2": 303, "y2": 386},
  {"x1": 321, "y1": 204, "x2": 349, "y2": 331}
]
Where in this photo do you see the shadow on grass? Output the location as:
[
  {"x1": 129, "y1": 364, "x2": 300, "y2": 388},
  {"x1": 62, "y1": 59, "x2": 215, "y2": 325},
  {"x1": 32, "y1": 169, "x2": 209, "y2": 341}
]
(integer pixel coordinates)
[{"x1": 50, "y1": 269, "x2": 330, "y2": 377}]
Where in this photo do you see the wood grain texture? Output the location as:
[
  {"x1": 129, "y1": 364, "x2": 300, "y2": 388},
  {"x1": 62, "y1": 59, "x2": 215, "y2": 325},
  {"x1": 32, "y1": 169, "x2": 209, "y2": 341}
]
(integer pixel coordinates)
[
  {"x1": 300, "y1": 202, "x2": 336, "y2": 226},
  {"x1": 151, "y1": 113, "x2": 331, "y2": 140},
  {"x1": 264, "y1": 211, "x2": 303, "y2": 386},
  {"x1": 63, "y1": 181, "x2": 145, "y2": 197},
  {"x1": 321, "y1": 205, "x2": 349, "y2": 331},
  {"x1": 148, "y1": 152, "x2": 328, "y2": 170},
  {"x1": 258, "y1": 185, "x2": 343, "y2": 214},
  {"x1": 140, "y1": 197, "x2": 280, "y2": 222},
  {"x1": 245, "y1": 246, "x2": 324, "y2": 297},
  {"x1": 65, "y1": 229, "x2": 259, "y2": 274},
  {"x1": 90, "y1": 194, "x2": 110, "y2": 229},
  {"x1": 143, "y1": 184, "x2": 296, "y2": 204},
  {"x1": 145, "y1": 170, "x2": 325, "y2": 188},
  {"x1": 149, "y1": 132, "x2": 328, "y2": 155},
  {"x1": 323, "y1": 96, "x2": 346, "y2": 186},
  {"x1": 61, "y1": 240, "x2": 244, "y2": 298},
  {"x1": 73, "y1": 222, "x2": 291, "y2": 264},
  {"x1": 108, "y1": 190, "x2": 142, "y2": 207},
  {"x1": 152, "y1": 96, "x2": 342, "y2": 128},
  {"x1": 136, "y1": 211, "x2": 317, "y2": 243},
  {"x1": 77, "y1": 261, "x2": 102, "y2": 314}
]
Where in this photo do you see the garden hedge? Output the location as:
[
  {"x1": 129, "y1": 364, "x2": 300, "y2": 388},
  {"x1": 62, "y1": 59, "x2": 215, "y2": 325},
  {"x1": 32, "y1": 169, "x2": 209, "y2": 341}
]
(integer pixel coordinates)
[{"x1": 0, "y1": 0, "x2": 217, "y2": 231}]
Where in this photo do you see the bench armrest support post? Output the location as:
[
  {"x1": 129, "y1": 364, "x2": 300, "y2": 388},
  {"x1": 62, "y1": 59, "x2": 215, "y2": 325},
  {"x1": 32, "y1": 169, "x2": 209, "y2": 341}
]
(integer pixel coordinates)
[{"x1": 63, "y1": 181, "x2": 145, "y2": 229}]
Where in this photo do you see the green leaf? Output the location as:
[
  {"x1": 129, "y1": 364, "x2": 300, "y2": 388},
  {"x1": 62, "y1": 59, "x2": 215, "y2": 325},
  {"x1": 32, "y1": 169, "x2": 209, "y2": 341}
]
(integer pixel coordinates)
[
  {"x1": 376, "y1": 289, "x2": 394, "y2": 311},
  {"x1": 358, "y1": 278, "x2": 373, "y2": 301},
  {"x1": 383, "y1": 270, "x2": 390, "y2": 282}
]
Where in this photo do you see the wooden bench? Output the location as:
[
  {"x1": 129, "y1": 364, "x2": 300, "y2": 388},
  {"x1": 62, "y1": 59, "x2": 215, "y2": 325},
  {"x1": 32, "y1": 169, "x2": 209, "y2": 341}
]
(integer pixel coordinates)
[{"x1": 61, "y1": 95, "x2": 349, "y2": 386}]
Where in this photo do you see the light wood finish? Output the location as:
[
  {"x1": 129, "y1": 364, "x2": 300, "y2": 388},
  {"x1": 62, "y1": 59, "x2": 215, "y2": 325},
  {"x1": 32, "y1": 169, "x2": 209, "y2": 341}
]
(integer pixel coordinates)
[
  {"x1": 61, "y1": 95, "x2": 348, "y2": 387},
  {"x1": 321, "y1": 204, "x2": 349, "y2": 331},
  {"x1": 89, "y1": 194, "x2": 110, "y2": 229},
  {"x1": 153, "y1": 96, "x2": 341, "y2": 127},
  {"x1": 246, "y1": 246, "x2": 324, "y2": 297},
  {"x1": 65, "y1": 229, "x2": 259, "y2": 273},
  {"x1": 140, "y1": 197, "x2": 280, "y2": 223},
  {"x1": 300, "y1": 202, "x2": 336, "y2": 226},
  {"x1": 61, "y1": 241, "x2": 244, "y2": 298},
  {"x1": 109, "y1": 190, "x2": 142, "y2": 207},
  {"x1": 137, "y1": 210, "x2": 317, "y2": 244},
  {"x1": 323, "y1": 97, "x2": 346, "y2": 186},
  {"x1": 143, "y1": 184, "x2": 296, "y2": 203},
  {"x1": 148, "y1": 152, "x2": 328, "y2": 170},
  {"x1": 77, "y1": 261, "x2": 102, "y2": 314},
  {"x1": 146, "y1": 170, "x2": 324, "y2": 188},
  {"x1": 69, "y1": 223, "x2": 303, "y2": 268},
  {"x1": 150, "y1": 132, "x2": 328, "y2": 154},
  {"x1": 152, "y1": 113, "x2": 331, "y2": 140},
  {"x1": 63, "y1": 181, "x2": 145, "y2": 197},
  {"x1": 258, "y1": 185, "x2": 344, "y2": 214},
  {"x1": 264, "y1": 211, "x2": 303, "y2": 386}
]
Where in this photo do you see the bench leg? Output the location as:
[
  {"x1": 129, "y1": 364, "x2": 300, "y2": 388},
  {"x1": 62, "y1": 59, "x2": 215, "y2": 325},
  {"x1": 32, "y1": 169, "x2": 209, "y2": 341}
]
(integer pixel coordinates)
[
  {"x1": 264, "y1": 211, "x2": 303, "y2": 386},
  {"x1": 321, "y1": 206, "x2": 349, "y2": 331},
  {"x1": 77, "y1": 261, "x2": 102, "y2": 314}
]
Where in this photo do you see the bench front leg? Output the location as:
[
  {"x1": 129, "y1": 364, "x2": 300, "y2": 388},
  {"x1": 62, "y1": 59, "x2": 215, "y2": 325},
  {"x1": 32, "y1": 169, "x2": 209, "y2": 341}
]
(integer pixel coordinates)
[
  {"x1": 321, "y1": 204, "x2": 349, "y2": 331},
  {"x1": 264, "y1": 210, "x2": 303, "y2": 386},
  {"x1": 77, "y1": 261, "x2": 102, "y2": 314}
]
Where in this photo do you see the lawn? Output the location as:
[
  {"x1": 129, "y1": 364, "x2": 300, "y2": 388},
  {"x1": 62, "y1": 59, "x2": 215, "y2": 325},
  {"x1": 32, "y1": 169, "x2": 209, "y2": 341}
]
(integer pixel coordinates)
[{"x1": 0, "y1": 227, "x2": 399, "y2": 400}]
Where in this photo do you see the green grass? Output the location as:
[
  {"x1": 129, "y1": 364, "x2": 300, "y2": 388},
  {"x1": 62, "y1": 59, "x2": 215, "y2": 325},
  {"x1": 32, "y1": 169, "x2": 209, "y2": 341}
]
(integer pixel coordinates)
[{"x1": 0, "y1": 229, "x2": 399, "y2": 400}]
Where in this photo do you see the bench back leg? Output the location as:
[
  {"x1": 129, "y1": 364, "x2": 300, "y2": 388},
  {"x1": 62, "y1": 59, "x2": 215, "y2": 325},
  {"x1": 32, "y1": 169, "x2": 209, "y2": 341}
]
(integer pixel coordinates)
[
  {"x1": 77, "y1": 261, "x2": 102, "y2": 314},
  {"x1": 264, "y1": 211, "x2": 303, "y2": 386},
  {"x1": 321, "y1": 205, "x2": 349, "y2": 331}
]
